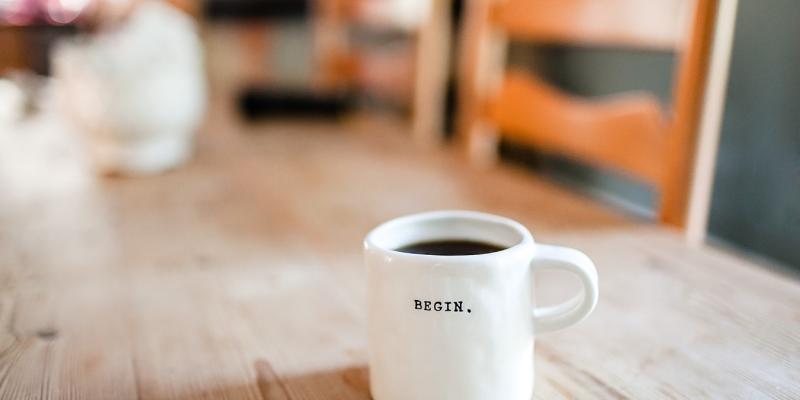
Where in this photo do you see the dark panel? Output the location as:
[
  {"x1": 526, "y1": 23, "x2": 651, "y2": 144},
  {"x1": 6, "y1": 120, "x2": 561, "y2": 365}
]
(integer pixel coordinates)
[
  {"x1": 205, "y1": 0, "x2": 309, "y2": 21},
  {"x1": 708, "y1": 0, "x2": 800, "y2": 268}
]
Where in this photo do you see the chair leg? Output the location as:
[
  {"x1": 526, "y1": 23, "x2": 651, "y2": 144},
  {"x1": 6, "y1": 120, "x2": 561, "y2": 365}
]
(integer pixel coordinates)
[
  {"x1": 465, "y1": 121, "x2": 499, "y2": 166},
  {"x1": 239, "y1": 24, "x2": 272, "y2": 86},
  {"x1": 411, "y1": 0, "x2": 452, "y2": 148},
  {"x1": 456, "y1": 0, "x2": 507, "y2": 166},
  {"x1": 312, "y1": 0, "x2": 350, "y2": 91}
]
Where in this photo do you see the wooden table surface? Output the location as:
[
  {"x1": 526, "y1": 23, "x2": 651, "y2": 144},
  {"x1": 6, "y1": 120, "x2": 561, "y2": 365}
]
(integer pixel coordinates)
[{"x1": 1, "y1": 111, "x2": 798, "y2": 400}]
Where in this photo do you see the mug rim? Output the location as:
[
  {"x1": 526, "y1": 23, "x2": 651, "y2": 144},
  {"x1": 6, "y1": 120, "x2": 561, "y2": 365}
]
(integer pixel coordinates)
[{"x1": 364, "y1": 210, "x2": 535, "y2": 261}]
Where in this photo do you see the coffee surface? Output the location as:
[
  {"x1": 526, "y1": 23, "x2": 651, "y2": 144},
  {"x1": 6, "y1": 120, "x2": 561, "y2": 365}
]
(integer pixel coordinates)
[{"x1": 395, "y1": 240, "x2": 505, "y2": 256}]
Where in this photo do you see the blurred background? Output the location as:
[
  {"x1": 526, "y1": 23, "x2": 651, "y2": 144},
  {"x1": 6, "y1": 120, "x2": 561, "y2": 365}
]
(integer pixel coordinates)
[{"x1": 0, "y1": 0, "x2": 797, "y2": 272}]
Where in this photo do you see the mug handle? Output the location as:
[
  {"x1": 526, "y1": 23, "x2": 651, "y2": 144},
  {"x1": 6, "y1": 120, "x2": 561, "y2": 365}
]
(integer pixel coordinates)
[{"x1": 530, "y1": 244, "x2": 599, "y2": 335}]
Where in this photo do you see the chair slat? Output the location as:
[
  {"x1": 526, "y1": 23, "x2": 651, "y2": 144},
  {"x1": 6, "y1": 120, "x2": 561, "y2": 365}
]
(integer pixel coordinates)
[
  {"x1": 491, "y1": 0, "x2": 691, "y2": 50},
  {"x1": 487, "y1": 71, "x2": 668, "y2": 183}
]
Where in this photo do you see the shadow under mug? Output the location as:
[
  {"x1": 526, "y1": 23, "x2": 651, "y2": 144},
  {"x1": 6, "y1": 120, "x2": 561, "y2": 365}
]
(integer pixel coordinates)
[{"x1": 364, "y1": 210, "x2": 599, "y2": 400}]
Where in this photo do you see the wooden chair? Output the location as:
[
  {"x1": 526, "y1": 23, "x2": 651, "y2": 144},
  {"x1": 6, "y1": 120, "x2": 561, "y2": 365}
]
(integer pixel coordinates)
[
  {"x1": 215, "y1": 1, "x2": 451, "y2": 143},
  {"x1": 457, "y1": 0, "x2": 738, "y2": 238},
  {"x1": 315, "y1": 0, "x2": 452, "y2": 146}
]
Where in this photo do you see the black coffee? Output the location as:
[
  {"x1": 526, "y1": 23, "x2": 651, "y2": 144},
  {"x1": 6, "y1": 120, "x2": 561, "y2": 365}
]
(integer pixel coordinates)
[{"x1": 395, "y1": 240, "x2": 505, "y2": 256}]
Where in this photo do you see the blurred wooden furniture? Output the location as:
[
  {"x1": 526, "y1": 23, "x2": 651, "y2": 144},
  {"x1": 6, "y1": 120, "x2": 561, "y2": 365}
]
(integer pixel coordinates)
[
  {"x1": 0, "y1": 29, "x2": 28, "y2": 74},
  {"x1": 208, "y1": 0, "x2": 451, "y2": 144},
  {"x1": 0, "y1": 104, "x2": 798, "y2": 398},
  {"x1": 0, "y1": 25, "x2": 80, "y2": 75},
  {"x1": 204, "y1": 1, "x2": 310, "y2": 88},
  {"x1": 315, "y1": 0, "x2": 452, "y2": 146},
  {"x1": 457, "y1": 0, "x2": 737, "y2": 234}
]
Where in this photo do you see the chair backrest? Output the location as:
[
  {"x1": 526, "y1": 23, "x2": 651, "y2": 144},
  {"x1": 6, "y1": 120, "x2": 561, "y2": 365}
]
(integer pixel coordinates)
[{"x1": 457, "y1": 0, "x2": 720, "y2": 228}]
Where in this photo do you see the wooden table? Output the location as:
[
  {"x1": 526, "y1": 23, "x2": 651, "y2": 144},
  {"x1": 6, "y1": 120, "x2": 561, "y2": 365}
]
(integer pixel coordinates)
[{"x1": 1, "y1": 112, "x2": 798, "y2": 399}]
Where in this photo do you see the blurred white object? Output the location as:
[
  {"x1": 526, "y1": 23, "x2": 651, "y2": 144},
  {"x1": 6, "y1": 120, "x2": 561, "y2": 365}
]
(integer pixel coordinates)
[
  {"x1": 53, "y1": 0, "x2": 206, "y2": 175},
  {"x1": 0, "y1": 79, "x2": 26, "y2": 125},
  {"x1": 359, "y1": 0, "x2": 429, "y2": 30}
]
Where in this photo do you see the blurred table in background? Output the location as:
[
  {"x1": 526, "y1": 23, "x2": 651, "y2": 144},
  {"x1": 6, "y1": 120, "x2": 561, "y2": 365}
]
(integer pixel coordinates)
[{"x1": 0, "y1": 100, "x2": 798, "y2": 399}]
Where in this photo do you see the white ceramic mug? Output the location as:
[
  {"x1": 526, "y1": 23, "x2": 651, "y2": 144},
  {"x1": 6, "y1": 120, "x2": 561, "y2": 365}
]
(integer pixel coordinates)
[{"x1": 364, "y1": 210, "x2": 599, "y2": 400}]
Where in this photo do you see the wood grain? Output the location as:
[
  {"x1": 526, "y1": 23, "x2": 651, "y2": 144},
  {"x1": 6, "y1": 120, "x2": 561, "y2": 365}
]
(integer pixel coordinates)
[{"x1": 0, "y1": 103, "x2": 797, "y2": 398}]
